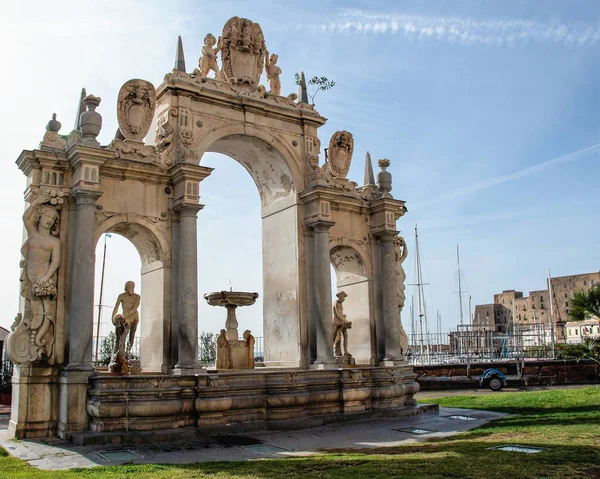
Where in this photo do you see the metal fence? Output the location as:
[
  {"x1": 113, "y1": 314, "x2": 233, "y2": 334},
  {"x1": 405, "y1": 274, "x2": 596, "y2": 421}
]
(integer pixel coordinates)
[
  {"x1": 408, "y1": 322, "x2": 556, "y2": 366},
  {"x1": 198, "y1": 335, "x2": 264, "y2": 366},
  {"x1": 93, "y1": 334, "x2": 264, "y2": 366},
  {"x1": 1, "y1": 349, "x2": 13, "y2": 390}
]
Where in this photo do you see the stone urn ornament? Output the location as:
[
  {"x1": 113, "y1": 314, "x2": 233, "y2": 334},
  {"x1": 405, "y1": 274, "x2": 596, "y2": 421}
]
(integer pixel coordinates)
[
  {"x1": 79, "y1": 95, "x2": 102, "y2": 146},
  {"x1": 116, "y1": 79, "x2": 156, "y2": 143}
]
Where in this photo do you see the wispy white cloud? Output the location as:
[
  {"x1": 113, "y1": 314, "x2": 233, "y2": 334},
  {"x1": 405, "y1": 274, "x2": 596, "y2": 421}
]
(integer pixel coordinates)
[
  {"x1": 422, "y1": 143, "x2": 600, "y2": 206},
  {"x1": 296, "y1": 9, "x2": 600, "y2": 47}
]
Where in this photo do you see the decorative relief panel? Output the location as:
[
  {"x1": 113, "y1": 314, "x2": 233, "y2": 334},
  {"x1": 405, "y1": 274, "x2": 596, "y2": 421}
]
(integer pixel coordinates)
[{"x1": 117, "y1": 79, "x2": 156, "y2": 142}]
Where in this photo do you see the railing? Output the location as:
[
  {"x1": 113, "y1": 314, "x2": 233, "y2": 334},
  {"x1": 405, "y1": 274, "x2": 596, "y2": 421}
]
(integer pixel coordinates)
[
  {"x1": 407, "y1": 322, "x2": 556, "y2": 366},
  {"x1": 93, "y1": 335, "x2": 264, "y2": 367}
]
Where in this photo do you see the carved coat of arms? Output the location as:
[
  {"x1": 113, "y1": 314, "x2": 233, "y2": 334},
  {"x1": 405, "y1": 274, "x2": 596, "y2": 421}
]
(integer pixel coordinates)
[
  {"x1": 220, "y1": 17, "x2": 266, "y2": 87},
  {"x1": 117, "y1": 79, "x2": 156, "y2": 142},
  {"x1": 327, "y1": 130, "x2": 354, "y2": 178}
]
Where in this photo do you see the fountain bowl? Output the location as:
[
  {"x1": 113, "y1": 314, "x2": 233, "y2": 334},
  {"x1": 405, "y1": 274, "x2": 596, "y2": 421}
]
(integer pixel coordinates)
[{"x1": 203, "y1": 291, "x2": 259, "y2": 307}]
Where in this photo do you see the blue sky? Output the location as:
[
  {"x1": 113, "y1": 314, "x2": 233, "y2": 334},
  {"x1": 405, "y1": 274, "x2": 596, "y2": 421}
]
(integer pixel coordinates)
[{"x1": 0, "y1": 1, "x2": 598, "y2": 340}]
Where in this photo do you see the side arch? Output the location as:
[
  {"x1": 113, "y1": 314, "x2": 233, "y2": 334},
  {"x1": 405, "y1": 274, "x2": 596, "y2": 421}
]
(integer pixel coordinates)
[
  {"x1": 330, "y1": 242, "x2": 374, "y2": 364},
  {"x1": 94, "y1": 213, "x2": 170, "y2": 266},
  {"x1": 94, "y1": 213, "x2": 172, "y2": 372}
]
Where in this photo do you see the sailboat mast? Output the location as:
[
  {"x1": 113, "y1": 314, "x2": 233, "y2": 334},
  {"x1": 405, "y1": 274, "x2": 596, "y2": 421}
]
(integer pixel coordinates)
[
  {"x1": 547, "y1": 269, "x2": 556, "y2": 359},
  {"x1": 415, "y1": 226, "x2": 425, "y2": 356},
  {"x1": 457, "y1": 244, "x2": 464, "y2": 325},
  {"x1": 94, "y1": 233, "x2": 108, "y2": 361}
]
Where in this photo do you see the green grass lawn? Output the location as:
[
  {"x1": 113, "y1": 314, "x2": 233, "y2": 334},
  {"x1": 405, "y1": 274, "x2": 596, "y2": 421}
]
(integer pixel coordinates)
[{"x1": 0, "y1": 386, "x2": 598, "y2": 479}]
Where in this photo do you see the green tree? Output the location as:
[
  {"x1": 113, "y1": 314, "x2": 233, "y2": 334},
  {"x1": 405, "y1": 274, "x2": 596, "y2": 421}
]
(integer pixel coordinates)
[
  {"x1": 557, "y1": 337, "x2": 600, "y2": 363},
  {"x1": 294, "y1": 73, "x2": 335, "y2": 104},
  {"x1": 97, "y1": 332, "x2": 116, "y2": 366},
  {"x1": 569, "y1": 285, "x2": 600, "y2": 322},
  {"x1": 199, "y1": 332, "x2": 217, "y2": 363}
]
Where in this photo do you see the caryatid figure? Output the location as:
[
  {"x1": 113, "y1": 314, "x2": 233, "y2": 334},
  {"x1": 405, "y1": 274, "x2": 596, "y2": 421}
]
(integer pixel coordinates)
[
  {"x1": 394, "y1": 235, "x2": 409, "y2": 355},
  {"x1": 333, "y1": 291, "x2": 352, "y2": 357},
  {"x1": 111, "y1": 281, "x2": 141, "y2": 358},
  {"x1": 21, "y1": 190, "x2": 61, "y2": 357}
]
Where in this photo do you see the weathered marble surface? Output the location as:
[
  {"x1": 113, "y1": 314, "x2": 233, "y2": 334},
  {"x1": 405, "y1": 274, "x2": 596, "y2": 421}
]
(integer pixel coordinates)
[{"x1": 87, "y1": 367, "x2": 418, "y2": 433}]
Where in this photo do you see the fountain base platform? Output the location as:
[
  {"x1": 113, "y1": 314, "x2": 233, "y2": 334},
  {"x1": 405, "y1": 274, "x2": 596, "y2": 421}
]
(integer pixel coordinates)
[{"x1": 82, "y1": 365, "x2": 421, "y2": 444}]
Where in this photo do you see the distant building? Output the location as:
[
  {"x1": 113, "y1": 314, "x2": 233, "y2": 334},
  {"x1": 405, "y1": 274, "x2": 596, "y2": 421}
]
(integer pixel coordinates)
[
  {"x1": 473, "y1": 270, "x2": 600, "y2": 343},
  {"x1": 565, "y1": 319, "x2": 600, "y2": 344}
]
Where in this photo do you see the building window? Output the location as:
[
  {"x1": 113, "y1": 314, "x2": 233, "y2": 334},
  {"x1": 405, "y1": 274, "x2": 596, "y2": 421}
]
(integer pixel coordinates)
[
  {"x1": 565, "y1": 293, "x2": 568, "y2": 298},
  {"x1": 566, "y1": 308, "x2": 569, "y2": 315},
  {"x1": 566, "y1": 301, "x2": 569, "y2": 307},
  {"x1": 575, "y1": 329, "x2": 578, "y2": 335},
  {"x1": 584, "y1": 280, "x2": 587, "y2": 286}
]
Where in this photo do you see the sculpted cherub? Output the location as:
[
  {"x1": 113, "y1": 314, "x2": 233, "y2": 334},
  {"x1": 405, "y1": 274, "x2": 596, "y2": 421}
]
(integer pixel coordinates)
[
  {"x1": 200, "y1": 33, "x2": 223, "y2": 78},
  {"x1": 265, "y1": 51, "x2": 282, "y2": 95}
]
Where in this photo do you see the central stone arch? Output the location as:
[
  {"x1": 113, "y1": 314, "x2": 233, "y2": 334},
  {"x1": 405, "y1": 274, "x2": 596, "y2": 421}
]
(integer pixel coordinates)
[{"x1": 197, "y1": 128, "x2": 305, "y2": 366}]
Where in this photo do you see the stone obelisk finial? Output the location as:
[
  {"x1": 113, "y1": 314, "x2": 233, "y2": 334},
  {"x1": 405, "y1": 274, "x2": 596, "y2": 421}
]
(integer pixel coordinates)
[
  {"x1": 363, "y1": 151, "x2": 375, "y2": 186},
  {"x1": 299, "y1": 71, "x2": 309, "y2": 104},
  {"x1": 73, "y1": 88, "x2": 86, "y2": 131},
  {"x1": 174, "y1": 35, "x2": 186, "y2": 73}
]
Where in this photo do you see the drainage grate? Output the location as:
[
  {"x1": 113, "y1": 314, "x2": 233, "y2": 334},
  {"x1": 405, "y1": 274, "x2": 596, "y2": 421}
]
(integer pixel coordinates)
[
  {"x1": 489, "y1": 445, "x2": 545, "y2": 454},
  {"x1": 243, "y1": 444, "x2": 290, "y2": 454},
  {"x1": 444, "y1": 415, "x2": 478, "y2": 421},
  {"x1": 393, "y1": 427, "x2": 436, "y2": 435},
  {"x1": 96, "y1": 450, "x2": 143, "y2": 462}
]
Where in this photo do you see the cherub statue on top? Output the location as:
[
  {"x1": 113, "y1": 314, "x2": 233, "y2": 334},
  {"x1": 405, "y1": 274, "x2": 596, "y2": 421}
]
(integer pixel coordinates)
[
  {"x1": 264, "y1": 51, "x2": 282, "y2": 95},
  {"x1": 200, "y1": 33, "x2": 223, "y2": 78}
]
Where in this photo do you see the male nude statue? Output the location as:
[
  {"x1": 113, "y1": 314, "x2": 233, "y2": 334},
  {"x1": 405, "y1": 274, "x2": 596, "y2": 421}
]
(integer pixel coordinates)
[
  {"x1": 333, "y1": 291, "x2": 352, "y2": 357},
  {"x1": 111, "y1": 281, "x2": 140, "y2": 358},
  {"x1": 22, "y1": 191, "x2": 61, "y2": 353}
]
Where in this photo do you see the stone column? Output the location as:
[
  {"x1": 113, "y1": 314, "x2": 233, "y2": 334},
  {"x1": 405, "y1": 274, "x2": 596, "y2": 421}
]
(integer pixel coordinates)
[
  {"x1": 66, "y1": 189, "x2": 102, "y2": 370},
  {"x1": 174, "y1": 203, "x2": 203, "y2": 370},
  {"x1": 58, "y1": 188, "x2": 101, "y2": 439},
  {"x1": 311, "y1": 221, "x2": 336, "y2": 365},
  {"x1": 305, "y1": 228, "x2": 317, "y2": 363},
  {"x1": 380, "y1": 233, "x2": 403, "y2": 361}
]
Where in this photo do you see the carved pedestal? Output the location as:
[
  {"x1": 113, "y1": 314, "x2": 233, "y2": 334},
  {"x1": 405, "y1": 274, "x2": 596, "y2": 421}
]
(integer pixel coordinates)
[{"x1": 8, "y1": 365, "x2": 59, "y2": 439}]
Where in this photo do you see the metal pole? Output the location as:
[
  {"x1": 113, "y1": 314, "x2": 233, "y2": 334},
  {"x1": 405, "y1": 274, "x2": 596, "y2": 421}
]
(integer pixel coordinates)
[
  {"x1": 94, "y1": 234, "x2": 108, "y2": 361},
  {"x1": 547, "y1": 269, "x2": 556, "y2": 359},
  {"x1": 457, "y1": 245, "x2": 464, "y2": 325},
  {"x1": 415, "y1": 226, "x2": 425, "y2": 357}
]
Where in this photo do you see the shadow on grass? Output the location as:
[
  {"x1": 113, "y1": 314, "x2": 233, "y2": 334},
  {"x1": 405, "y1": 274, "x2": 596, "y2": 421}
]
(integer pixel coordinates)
[{"x1": 76, "y1": 442, "x2": 599, "y2": 479}]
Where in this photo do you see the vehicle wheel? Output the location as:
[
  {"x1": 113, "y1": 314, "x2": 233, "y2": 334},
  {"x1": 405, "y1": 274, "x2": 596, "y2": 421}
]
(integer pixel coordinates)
[{"x1": 488, "y1": 376, "x2": 503, "y2": 391}]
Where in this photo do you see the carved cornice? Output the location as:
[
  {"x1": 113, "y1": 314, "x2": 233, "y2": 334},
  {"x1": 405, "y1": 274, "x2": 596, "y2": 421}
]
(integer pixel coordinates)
[
  {"x1": 157, "y1": 74, "x2": 327, "y2": 129},
  {"x1": 168, "y1": 163, "x2": 214, "y2": 184},
  {"x1": 67, "y1": 144, "x2": 115, "y2": 169}
]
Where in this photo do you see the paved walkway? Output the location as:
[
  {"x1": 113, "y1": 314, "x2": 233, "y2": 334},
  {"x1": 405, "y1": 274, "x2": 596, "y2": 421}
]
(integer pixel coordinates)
[{"x1": 0, "y1": 407, "x2": 507, "y2": 471}]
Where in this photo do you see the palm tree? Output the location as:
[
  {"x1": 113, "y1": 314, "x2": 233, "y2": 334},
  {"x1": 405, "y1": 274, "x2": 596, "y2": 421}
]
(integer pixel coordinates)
[{"x1": 569, "y1": 285, "x2": 600, "y2": 322}]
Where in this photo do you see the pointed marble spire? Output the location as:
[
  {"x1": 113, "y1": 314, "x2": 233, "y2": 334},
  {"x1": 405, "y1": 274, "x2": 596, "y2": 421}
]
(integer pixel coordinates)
[
  {"x1": 363, "y1": 151, "x2": 375, "y2": 186},
  {"x1": 74, "y1": 87, "x2": 86, "y2": 131},
  {"x1": 299, "y1": 71, "x2": 309, "y2": 104},
  {"x1": 174, "y1": 35, "x2": 186, "y2": 72}
]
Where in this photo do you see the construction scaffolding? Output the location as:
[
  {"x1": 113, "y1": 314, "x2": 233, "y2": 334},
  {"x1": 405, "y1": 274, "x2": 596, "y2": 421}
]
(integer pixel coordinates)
[{"x1": 407, "y1": 322, "x2": 554, "y2": 366}]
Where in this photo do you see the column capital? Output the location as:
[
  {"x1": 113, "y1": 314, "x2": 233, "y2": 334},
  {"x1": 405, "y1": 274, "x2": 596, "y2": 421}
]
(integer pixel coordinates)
[
  {"x1": 173, "y1": 202, "x2": 204, "y2": 217},
  {"x1": 306, "y1": 218, "x2": 335, "y2": 233},
  {"x1": 70, "y1": 187, "x2": 102, "y2": 205},
  {"x1": 375, "y1": 230, "x2": 398, "y2": 242}
]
